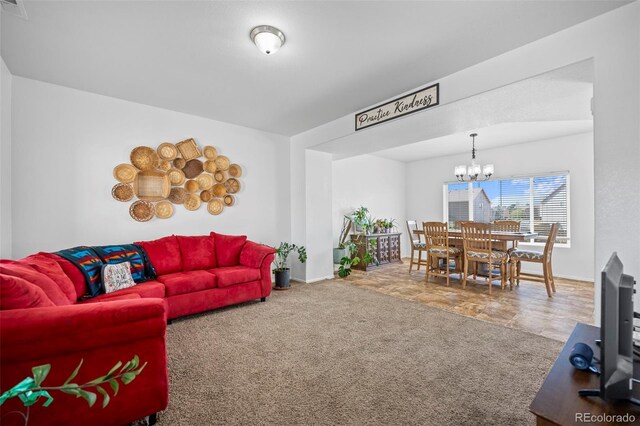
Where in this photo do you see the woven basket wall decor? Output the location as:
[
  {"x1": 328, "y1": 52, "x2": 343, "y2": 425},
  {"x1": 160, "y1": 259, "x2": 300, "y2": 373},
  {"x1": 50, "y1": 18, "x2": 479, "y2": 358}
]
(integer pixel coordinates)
[
  {"x1": 155, "y1": 201, "x2": 174, "y2": 219},
  {"x1": 112, "y1": 138, "x2": 242, "y2": 220},
  {"x1": 183, "y1": 159, "x2": 204, "y2": 179},
  {"x1": 176, "y1": 138, "x2": 201, "y2": 160},
  {"x1": 130, "y1": 147, "x2": 160, "y2": 171},
  {"x1": 112, "y1": 183, "x2": 134, "y2": 202}
]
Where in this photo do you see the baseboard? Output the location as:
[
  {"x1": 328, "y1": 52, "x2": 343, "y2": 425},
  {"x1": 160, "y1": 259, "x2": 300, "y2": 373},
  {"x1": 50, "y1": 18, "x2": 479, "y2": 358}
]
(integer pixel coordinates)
[{"x1": 291, "y1": 275, "x2": 334, "y2": 284}]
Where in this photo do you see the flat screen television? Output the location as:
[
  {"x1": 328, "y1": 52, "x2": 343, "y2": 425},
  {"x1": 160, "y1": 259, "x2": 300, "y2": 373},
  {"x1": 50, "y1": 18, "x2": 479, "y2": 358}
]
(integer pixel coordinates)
[{"x1": 590, "y1": 252, "x2": 637, "y2": 404}]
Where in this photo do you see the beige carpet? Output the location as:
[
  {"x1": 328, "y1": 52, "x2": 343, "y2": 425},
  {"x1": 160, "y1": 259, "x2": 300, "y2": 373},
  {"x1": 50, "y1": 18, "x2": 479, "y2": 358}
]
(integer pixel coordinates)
[{"x1": 159, "y1": 281, "x2": 562, "y2": 426}]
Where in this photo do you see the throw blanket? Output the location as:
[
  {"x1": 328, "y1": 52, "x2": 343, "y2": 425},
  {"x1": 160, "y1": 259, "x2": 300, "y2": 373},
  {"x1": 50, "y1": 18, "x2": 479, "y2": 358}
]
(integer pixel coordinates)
[
  {"x1": 55, "y1": 246, "x2": 104, "y2": 297},
  {"x1": 56, "y1": 244, "x2": 156, "y2": 298},
  {"x1": 93, "y1": 244, "x2": 156, "y2": 283}
]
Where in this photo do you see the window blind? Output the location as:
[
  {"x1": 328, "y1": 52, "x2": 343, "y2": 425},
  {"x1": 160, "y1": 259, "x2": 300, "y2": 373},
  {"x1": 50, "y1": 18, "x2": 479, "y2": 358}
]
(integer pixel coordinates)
[
  {"x1": 533, "y1": 175, "x2": 568, "y2": 244},
  {"x1": 474, "y1": 178, "x2": 531, "y2": 228},
  {"x1": 447, "y1": 182, "x2": 470, "y2": 228},
  {"x1": 444, "y1": 173, "x2": 569, "y2": 245}
]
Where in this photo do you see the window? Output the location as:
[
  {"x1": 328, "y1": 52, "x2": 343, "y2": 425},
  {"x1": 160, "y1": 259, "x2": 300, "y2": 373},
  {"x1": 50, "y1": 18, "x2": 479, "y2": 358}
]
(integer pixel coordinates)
[
  {"x1": 444, "y1": 173, "x2": 570, "y2": 246},
  {"x1": 446, "y1": 182, "x2": 470, "y2": 227}
]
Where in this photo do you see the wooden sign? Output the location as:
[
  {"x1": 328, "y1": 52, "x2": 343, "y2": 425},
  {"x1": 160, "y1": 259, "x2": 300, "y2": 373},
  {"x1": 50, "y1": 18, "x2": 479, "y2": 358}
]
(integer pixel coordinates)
[{"x1": 355, "y1": 83, "x2": 439, "y2": 131}]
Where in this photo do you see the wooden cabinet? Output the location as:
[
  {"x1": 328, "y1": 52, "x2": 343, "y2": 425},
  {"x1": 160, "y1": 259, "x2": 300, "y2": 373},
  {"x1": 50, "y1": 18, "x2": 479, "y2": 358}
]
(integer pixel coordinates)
[{"x1": 350, "y1": 232, "x2": 402, "y2": 271}]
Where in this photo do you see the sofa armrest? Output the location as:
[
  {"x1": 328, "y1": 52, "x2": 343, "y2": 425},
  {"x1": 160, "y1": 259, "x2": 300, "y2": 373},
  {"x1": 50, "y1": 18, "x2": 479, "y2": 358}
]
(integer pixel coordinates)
[
  {"x1": 239, "y1": 241, "x2": 276, "y2": 269},
  {"x1": 0, "y1": 299, "x2": 168, "y2": 425},
  {"x1": 0, "y1": 299, "x2": 166, "y2": 363},
  {"x1": 259, "y1": 253, "x2": 275, "y2": 298}
]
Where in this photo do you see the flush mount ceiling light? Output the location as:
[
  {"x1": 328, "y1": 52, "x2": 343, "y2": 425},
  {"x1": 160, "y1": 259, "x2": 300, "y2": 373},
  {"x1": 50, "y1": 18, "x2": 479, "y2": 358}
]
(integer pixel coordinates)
[{"x1": 250, "y1": 25, "x2": 285, "y2": 55}]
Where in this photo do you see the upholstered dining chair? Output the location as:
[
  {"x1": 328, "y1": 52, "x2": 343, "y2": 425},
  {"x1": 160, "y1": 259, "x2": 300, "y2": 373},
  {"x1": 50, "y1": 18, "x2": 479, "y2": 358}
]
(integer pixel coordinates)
[
  {"x1": 423, "y1": 222, "x2": 462, "y2": 286},
  {"x1": 461, "y1": 222, "x2": 509, "y2": 294},
  {"x1": 492, "y1": 220, "x2": 521, "y2": 232},
  {"x1": 406, "y1": 220, "x2": 428, "y2": 272},
  {"x1": 510, "y1": 223, "x2": 560, "y2": 298},
  {"x1": 492, "y1": 220, "x2": 521, "y2": 252}
]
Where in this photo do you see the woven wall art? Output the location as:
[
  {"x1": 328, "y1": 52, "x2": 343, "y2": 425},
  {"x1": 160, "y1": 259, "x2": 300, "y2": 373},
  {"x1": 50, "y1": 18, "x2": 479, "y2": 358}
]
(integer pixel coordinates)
[{"x1": 112, "y1": 138, "x2": 242, "y2": 221}]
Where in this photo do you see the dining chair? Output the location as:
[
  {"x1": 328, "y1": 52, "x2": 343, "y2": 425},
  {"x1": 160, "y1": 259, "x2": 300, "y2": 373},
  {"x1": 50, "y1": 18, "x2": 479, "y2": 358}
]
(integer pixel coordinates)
[
  {"x1": 454, "y1": 220, "x2": 470, "y2": 230},
  {"x1": 461, "y1": 222, "x2": 508, "y2": 294},
  {"x1": 406, "y1": 220, "x2": 428, "y2": 272},
  {"x1": 492, "y1": 220, "x2": 521, "y2": 252},
  {"x1": 492, "y1": 220, "x2": 521, "y2": 232},
  {"x1": 509, "y1": 223, "x2": 560, "y2": 298},
  {"x1": 423, "y1": 222, "x2": 462, "y2": 286}
]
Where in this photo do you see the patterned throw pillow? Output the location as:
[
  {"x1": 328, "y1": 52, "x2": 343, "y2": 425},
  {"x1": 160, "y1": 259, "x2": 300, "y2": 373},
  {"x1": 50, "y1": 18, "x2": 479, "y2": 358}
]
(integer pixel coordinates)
[{"x1": 101, "y1": 262, "x2": 136, "y2": 294}]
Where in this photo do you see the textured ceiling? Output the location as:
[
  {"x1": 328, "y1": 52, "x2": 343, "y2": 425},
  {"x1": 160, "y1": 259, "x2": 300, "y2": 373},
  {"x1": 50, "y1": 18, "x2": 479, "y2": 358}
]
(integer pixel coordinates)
[{"x1": 1, "y1": 1, "x2": 627, "y2": 135}]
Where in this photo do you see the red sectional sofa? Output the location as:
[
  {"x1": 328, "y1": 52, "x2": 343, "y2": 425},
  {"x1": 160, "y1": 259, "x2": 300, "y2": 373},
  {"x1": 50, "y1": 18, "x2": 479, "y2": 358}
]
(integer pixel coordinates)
[{"x1": 0, "y1": 233, "x2": 276, "y2": 426}]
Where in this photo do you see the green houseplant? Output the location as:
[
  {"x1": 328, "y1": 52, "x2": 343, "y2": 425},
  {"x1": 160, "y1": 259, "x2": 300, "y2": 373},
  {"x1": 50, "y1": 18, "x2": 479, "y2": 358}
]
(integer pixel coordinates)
[
  {"x1": 337, "y1": 239, "x2": 378, "y2": 278},
  {"x1": 381, "y1": 218, "x2": 397, "y2": 233},
  {"x1": 351, "y1": 206, "x2": 374, "y2": 234},
  {"x1": 0, "y1": 356, "x2": 145, "y2": 426},
  {"x1": 273, "y1": 242, "x2": 307, "y2": 290},
  {"x1": 337, "y1": 240, "x2": 359, "y2": 278},
  {"x1": 333, "y1": 217, "x2": 353, "y2": 264}
]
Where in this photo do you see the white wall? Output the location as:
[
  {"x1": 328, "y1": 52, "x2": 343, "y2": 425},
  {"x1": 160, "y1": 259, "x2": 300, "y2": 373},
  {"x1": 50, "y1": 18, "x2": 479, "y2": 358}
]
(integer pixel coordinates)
[
  {"x1": 290, "y1": 2, "x2": 639, "y2": 316},
  {"x1": 0, "y1": 55, "x2": 12, "y2": 258},
  {"x1": 10, "y1": 77, "x2": 291, "y2": 258},
  {"x1": 406, "y1": 133, "x2": 594, "y2": 281},
  {"x1": 303, "y1": 150, "x2": 333, "y2": 282},
  {"x1": 332, "y1": 154, "x2": 408, "y2": 255}
]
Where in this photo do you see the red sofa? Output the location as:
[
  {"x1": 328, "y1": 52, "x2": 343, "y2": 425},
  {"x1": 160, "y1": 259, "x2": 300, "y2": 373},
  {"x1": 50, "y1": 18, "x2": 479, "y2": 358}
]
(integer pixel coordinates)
[{"x1": 0, "y1": 233, "x2": 275, "y2": 426}]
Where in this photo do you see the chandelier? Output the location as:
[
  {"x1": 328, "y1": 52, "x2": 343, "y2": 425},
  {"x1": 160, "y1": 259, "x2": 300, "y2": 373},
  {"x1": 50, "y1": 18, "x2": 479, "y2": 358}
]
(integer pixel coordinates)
[{"x1": 454, "y1": 133, "x2": 494, "y2": 181}]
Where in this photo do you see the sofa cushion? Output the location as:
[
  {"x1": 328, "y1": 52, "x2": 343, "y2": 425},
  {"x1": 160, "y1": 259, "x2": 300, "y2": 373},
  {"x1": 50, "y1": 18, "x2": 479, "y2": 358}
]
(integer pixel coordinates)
[
  {"x1": 176, "y1": 235, "x2": 216, "y2": 271},
  {"x1": 210, "y1": 232, "x2": 247, "y2": 267},
  {"x1": 0, "y1": 274, "x2": 55, "y2": 310},
  {"x1": 156, "y1": 271, "x2": 217, "y2": 297},
  {"x1": 22, "y1": 254, "x2": 77, "y2": 303},
  {"x1": 38, "y1": 253, "x2": 87, "y2": 300},
  {"x1": 87, "y1": 281, "x2": 166, "y2": 301},
  {"x1": 0, "y1": 261, "x2": 72, "y2": 306},
  {"x1": 82, "y1": 293, "x2": 142, "y2": 303},
  {"x1": 135, "y1": 236, "x2": 182, "y2": 276},
  {"x1": 209, "y1": 266, "x2": 260, "y2": 288}
]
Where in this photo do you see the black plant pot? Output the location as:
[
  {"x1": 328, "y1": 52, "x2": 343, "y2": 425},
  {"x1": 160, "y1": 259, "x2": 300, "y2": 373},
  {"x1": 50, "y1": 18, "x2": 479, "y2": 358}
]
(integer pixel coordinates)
[{"x1": 274, "y1": 269, "x2": 291, "y2": 290}]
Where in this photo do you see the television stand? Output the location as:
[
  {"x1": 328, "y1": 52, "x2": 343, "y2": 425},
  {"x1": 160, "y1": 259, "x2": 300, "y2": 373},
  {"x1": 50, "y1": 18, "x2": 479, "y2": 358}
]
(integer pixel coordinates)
[
  {"x1": 577, "y1": 389, "x2": 640, "y2": 406},
  {"x1": 530, "y1": 323, "x2": 640, "y2": 425}
]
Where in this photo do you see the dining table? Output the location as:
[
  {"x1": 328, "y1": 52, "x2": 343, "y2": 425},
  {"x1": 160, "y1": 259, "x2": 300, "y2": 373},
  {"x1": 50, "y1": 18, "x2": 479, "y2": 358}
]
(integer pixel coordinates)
[
  {"x1": 413, "y1": 228, "x2": 539, "y2": 281},
  {"x1": 413, "y1": 229, "x2": 538, "y2": 251}
]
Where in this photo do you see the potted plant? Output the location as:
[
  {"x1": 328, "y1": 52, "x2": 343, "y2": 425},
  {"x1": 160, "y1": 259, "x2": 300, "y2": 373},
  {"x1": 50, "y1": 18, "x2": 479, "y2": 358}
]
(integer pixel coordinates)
[
  {"x1": 351, "y1": 206, "x2": 372, "y2": 234},
  {"x1": 381, "y1": 218, "x2": 397, "y2": 233},
  {"x1": 337, "y1": 239, "x2": 379, "y2": 278},
  {"x1": 273, "y1": 242, "x2": 307, "y2": 290},
  {"x1": 337, "y1": 240, "x2": 359, "y2": 278},
  {"x1": 333, "y1": 217, "x2": 352, "y2": 264}
]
